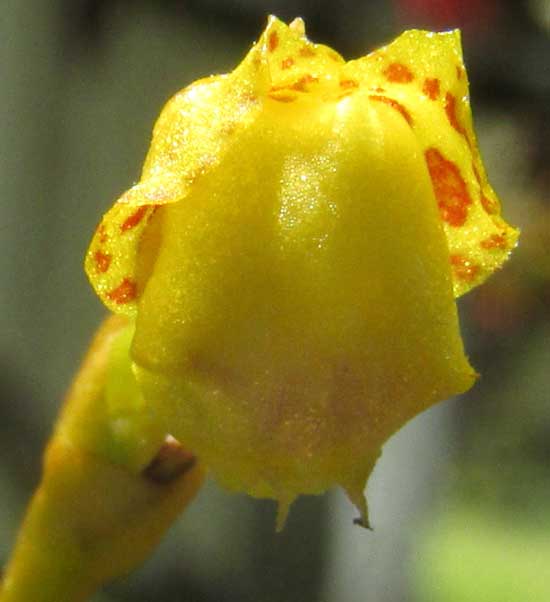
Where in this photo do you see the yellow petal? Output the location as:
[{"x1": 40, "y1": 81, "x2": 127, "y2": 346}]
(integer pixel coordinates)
[
  {"x1": 342, "y1": 29, "x2": 519, "y2": 296},
  {"x1": 85, "y1": 40, "x2": 269, "y2": 314}
]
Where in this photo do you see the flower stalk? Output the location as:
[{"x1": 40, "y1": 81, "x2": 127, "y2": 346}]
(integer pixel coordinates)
[{"x1": 0, "y1": 316, "x2": 204, "y2": 602}]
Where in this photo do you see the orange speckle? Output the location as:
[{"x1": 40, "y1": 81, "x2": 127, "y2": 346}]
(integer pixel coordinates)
[
  {"x1": 291, "y1": 74, "x2": 318, "y2": 92},
  {"x1": 121, "y1": 206, "x2": 148, "y2": 232},
  {"x1": 445, "y1": 92, "x2": 464, "y2": 134},
  {"x1": 383, "y1": 62, "x2": 414, "y2": 83},
  {"x1": 337, "y1": 91, "x2": 354, "y2": 100},
  {"x1": 107, "y1": 278, "x2": 137, "y2": 305},
  {"x1": 425, "y1": 147, "x2": 472, "y2": 227},
  {"x1": 339, "y1": 79, "x2": 359, "y2": 90},
  {"x1": 268, "y1": 93, "x2": 297, "y2": 103},
  {"x1": 268, "y1": 31, "x2": 279, "y2": 52},
  {"x1": 220, "y1": 123, "x2": 236, "y2": 136},
  {"x1": 240, "y1": 92, "x2": 258, "y2": 105},
  {"x1": 98, "y1": 224, "x2": 108, "y2": 244},
  {"x1": 450, "y1": 254, "x2": 480, "y2": 282},
  {"x1": 281, "y1": 57, "x2": 295, "y2": 69},
  {"x1": 423, "y1": 78, "x2": 440, "y2": 100},
  {"x1": 481, "y1": 194, "x2": 499, "y2": 215},
  {"x1": 269, "y1": 74, "x2": 317, "y2": 94},
  {"x1": 456, "y1": 65, "x2": 464, "y2": 80},
  {"x1": 299, "y1": 46, "x2": 316, "y2": 58},
  {"x1": 480, "y1": 233, "x2": 507, "y2": 250},
  {"x1": 445, "y1": 92, "x2": 470, "y2": 147},
  {"x1": 94, "y1": 250, "x2": 111, "y2": 273},
  {"x1": 369, "y1": 95, "x2": 413, "y2": 126}
]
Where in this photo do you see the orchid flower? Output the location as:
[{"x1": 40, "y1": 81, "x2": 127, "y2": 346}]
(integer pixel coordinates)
[{"x1": 1, "y1": 16, "x2": 517, "y2": 602}]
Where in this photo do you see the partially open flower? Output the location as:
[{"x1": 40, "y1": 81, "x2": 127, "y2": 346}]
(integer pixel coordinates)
[{"x1": 85, "y1": 17, "x2": 517, "y2": 525}]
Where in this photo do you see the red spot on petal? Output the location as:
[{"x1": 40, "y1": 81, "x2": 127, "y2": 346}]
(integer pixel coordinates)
[
  {"x1": 281, "y1": 57, "x2": 295, "y2": 69},
  {"x1": 480, "y1": 233, "x2": 507, "y2": 250},
  {"x1": 423, "y1": 78, "x2": 440, "y2": 100},
  {"x1": 107, "y1": 278, "x2": 137, "y2": 305},
  {"x1": 299, "y1": 46, "x2": 316, "y2": 58},
  {"x1": 369, "y1": 95, "x2": 413, "y2": 126},
  {"x1": 445, "y1": 92, "x2": 464, "y2": 134},
  {"x1": 339, "y1": 79, "x2": 359, "y2": 90},
  {"x1": 94, "y1": 250, "x2": 111, "y2": 273},
  {"x1": 383, "y1": 63, "x2": 414, "y2": 83},
  {"x1": 268, "y1": 31, "x2": 279, "y2": 52},
  {"x1": 445, "y1": 92, "x2": 471, "y2": 148},
  {"x1": 450, "y1": 254, "x2": 480, "y2": 282},
  {"x1": 425, "y1": 147, "x2": 472, "y2": 227},
  {"x1": 290, "y1": 74, "x2": 318, "y2": 92},
  {"x1": 456, "y1": 65, "x2": 464, "y2": 80},
  {"x1": 481, "y1": 194, "x2": 499, "y2": 215},
  {"x1": 240, "y1": 92, "x2": 258, "y2": 106},
  {"x1": 268, "y1": 93, "x2": 297, "y2": 103},
  {"x1": 221, "y1": 123, "x2": 236, "y2": 136},
  {"x1": 98, "y1": 224, "x2": 108, "y2": 244},
  {"x1": 121, "y1": 206, "x2": 148, "y2": 232}
]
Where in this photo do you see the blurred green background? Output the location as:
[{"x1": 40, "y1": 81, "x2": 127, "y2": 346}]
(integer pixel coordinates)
[{"x1": 1, "y1": 1, "x2": 549, "y2": 600}]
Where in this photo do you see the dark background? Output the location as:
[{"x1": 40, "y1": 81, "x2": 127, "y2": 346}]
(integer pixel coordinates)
[{"x1": 1, "y1": 1, "x2": 549, "y2": 600}]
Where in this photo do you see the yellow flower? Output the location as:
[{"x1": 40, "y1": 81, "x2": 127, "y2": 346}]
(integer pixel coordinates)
[{"x1": 85, "y1": 16, "x2": 517, "y2": 526}]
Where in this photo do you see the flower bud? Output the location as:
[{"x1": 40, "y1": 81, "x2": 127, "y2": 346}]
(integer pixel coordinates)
[{"x1": 85, "y1": 17, "x2": 517, "y2": 525}]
